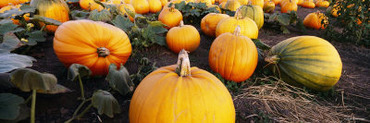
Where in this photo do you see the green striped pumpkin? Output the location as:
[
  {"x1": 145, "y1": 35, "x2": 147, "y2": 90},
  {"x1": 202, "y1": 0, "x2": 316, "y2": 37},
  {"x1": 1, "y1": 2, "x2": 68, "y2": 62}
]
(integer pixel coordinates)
[
  {"x1": 265, "y1": 36, "x2": 342, "y2": 91},
  {"x1": 239, "y1": 5, "x2": 264, "y2": 29}
]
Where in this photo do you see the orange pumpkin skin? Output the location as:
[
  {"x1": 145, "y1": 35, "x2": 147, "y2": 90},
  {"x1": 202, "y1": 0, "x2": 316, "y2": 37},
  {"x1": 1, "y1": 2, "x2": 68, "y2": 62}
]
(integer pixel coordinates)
[
  {"x1": 300, "y1": 0, "x2": 315, "y2": 8},
  {"x1": 160, "y1": 0, "x2": 168, "y2": 7},
  {"x1": 250, "y1": 0, "x2": 264, "y2": 8},
  {"x1": 31, "y1": 0, "x2": 70, "y2": 32},
  {"x1": 280, "y1": 0, "x2": 297, "y2": 13},
  {"x1": 166, "y1": 21, "x2": 200, "y2": 53},
  {"x1": 303, "y1": 11, "x2": 328, "y2": 29},
  {"x1": 53, "y1": 20, "x2": 132, "y2": 76},
  {"x1": 129, "y1": 51, "x2": 235, "y2": 123},
  {"x1": 131, "y1": 0, "x2": 149, "y2": 14},
  {"x1": 315, "y1": 0, "x2": 329, "y2": 8},
  {"x1": 224, "y1": 0, "x2": 241, "y2": 11},
  {"x1": 209, "y1": 26, "x2": 258, "y2": 82},
  {"x1": 118, "y1": 3, "x2": 135, "y2": 22},
  {"x1": 263, "y1": 0, "x2": 275, "y2": 13},
  {"x1": 0, "y1": 4, "x2": 30, "y2": 25},
  {"x1": 124, "y1": 0, "x2": 130, "y2": 3},
  {"x1": 0, "y1": 0, "x2": 30, "y2": 8},
  {"x1": 148, "y1": 0, "x2": 162, "y2": 13},
  {"x1": 201, "y1": 13, "x2": 230, "y2": 37},
  {"x1": 272, "y1": 0, "x2": 281, "y2": 5},
  {"x1": 79, "y1": 0, "x2": 106, "y2": 11},
  {"x1": 158, "y1": 6, "x2": 183, "y2": 29}
]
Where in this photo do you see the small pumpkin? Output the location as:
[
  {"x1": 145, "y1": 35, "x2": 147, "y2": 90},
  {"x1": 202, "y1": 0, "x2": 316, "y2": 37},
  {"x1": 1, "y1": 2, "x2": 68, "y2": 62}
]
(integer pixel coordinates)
[
  {"x1": 280, "y1": 0, "x2": 297, "y2": 13},
  {"x1": 0, "y1": 4, "x2": 30, "y2": 25},
  {"x1": 250, "y1": 0, "x2": 264, "y2": 8},
  {"x1": 224, "y1": 0, "x2": 241, "y2": 11},
  {"x1": 31, "y1": 0, "x2": 70, "y2": 32},
  {"x1": 53, "y1": 20, "x2": 132, "y2": 76},
  {"x1": 0, "y1": 0, "x2": 30, "y2": 8},
  {"x1": 79, "y1": 0, "x2": 106, "y2": 11},
  {"x1": 131, "y1": 0, "x2": 149, "y2": 14},
  {"x1": 271, "y1": 0, "x2": 281, "y2": 5},
  {"x1": 300, "y1": 0, "x2": 315, "y2": 8},
  {"x1": 148, "y1": 0, "x2": 162, "y2": 13},
  {"x1": 160, "y1": 0, "x2": 168, "y2": 7},
  {"x1": 263, "y1": 0, "x2": 275, "y2": 13},
  {"x1": 329, "y1": 4, "x2": 340, "y2": 17},
  {"x1": 315, "y1": 0, "x2": 329, "y2": 8},
  {"x1": 216, "y1": 8, "x2": 259, "y2": 39},
  {"x1": 303, "y1": 11, "x2": 328, "y2": 30},
  {"x1": 129, "y1": 50, "x2": 235, "y2": 122},
  {"x1": 166, "y1": 21, "x2": 200, "y2": 53},
  {"x1": 209, "y1": 26, "x2": 258, "y2": 82},
  {"x1": 280, "y1": 0, "x2": 297, "y2": 5},
  {"x1": 208, "y1": 4, "x2": 222, "y2": 13},
  {"x1": 239, "y1": 5, "x2": 264, "y2": 29},
  {"x1": 158, "y1": 5, "x2": 183, "y2": 29},
  {"x1": 201, "y1": 13, "x2": 230, "y2": 37},
  {"x1": 117, "y1": 3, "x2": 135, "y2": 22},
  {"x1": 265, "y1": 36, "x2": 342, "y2": 91}
]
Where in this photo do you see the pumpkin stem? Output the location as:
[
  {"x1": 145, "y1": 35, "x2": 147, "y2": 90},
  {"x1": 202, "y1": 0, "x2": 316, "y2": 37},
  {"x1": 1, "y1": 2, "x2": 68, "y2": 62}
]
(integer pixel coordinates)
[
  {"x1": 97, "y1": 47, "x2": 110, "y2": 57},
  {"x1": 169, "y1": 4, "x2": 175, "y2": 12},
  {"x1": 235, "y1": 8, "x2": 244, "y2": 19},
  {"x1": 179, "y1": 21, "x2": 184, "y2": 27},
  {"x1": 175, "y1": 49, "x2": 191, "y2": 77},
  {"x1": 265, "y1": 55, "x2": 280, "y2": 64},
  {"x1": 233, "y1": 26, "x2": 241, "y2": 36}
]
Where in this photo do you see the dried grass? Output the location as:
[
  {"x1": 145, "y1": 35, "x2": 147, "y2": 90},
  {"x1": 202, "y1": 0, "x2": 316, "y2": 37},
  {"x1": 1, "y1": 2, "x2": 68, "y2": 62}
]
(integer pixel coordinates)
[{"x1": 233, "y1": 76, "x2": 363, "y2": 122}]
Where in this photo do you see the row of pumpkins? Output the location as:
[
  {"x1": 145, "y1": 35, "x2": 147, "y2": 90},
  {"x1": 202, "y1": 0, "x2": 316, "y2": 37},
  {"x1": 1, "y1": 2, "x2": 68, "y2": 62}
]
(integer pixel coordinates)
[{"x1": 1, "y1": 0, "x2": 342, "y2": 122}]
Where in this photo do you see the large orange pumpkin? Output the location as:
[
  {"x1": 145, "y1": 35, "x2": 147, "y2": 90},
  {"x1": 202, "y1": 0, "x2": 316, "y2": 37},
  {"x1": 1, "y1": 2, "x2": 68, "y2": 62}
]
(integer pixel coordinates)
[
  {"x1": 129, "y1": 50, "x2": 235, "y2": 122},
  {"x1": 31, "y1": 0, "x2": 70, "y2": 32},
  {"x1": 280, "y1": 0, "x2": 297, "y2": 13},
  {"x1": 166, "y1": 21, "x2": 200, "y2": 53},
  {"x1": 303, "y1": 11, "x2": 328, "y2": 30},
  {"x1": 201, "y1": 13, "x2": 230, "y2": 37},
  {"x1": 209, "y1": 26, "x2": 258, "y2": 82},
  {"x1": 315, "y1": 0, "x2": 329, "y2": 8},
  {"x1": 53, "y1": 20, "x2": 132, "y2": 76},
  {"x1": 148, "y1": 0, "x2": 162, "y2": 13},
  {"x1": 158, "y1": 5, "x2": 183, "y2": 29},
  {"x1": 263, "y1": 0, "x2": 275, "y2": 13},
  {"x1": 300, "y1": 0, "x2": 315, "y2": 8}
]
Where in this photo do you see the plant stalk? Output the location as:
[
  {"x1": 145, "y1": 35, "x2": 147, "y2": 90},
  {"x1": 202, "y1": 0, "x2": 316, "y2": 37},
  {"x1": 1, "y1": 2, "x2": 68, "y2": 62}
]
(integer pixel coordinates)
[
  {"x1": 31, "y1": 90, "x2": 36, "y2": 123},
  {"x1": 78, "y1": 75, "x2": 85, "y2": 100}
]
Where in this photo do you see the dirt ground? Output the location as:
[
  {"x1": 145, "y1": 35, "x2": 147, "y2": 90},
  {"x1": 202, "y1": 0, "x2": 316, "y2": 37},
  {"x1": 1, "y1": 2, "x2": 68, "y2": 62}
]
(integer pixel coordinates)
[{"x1": 4, "y1": 6, "x2": 368, "y2": 123}]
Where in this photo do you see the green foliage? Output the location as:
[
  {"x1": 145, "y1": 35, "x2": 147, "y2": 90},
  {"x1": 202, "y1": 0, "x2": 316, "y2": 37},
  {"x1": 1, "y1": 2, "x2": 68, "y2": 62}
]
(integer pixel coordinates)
[
  {"x1": 111, "y1": 14, "x2": 168, "y2": 49},
  {"x1": 0, "y1": 53, "x2": 35, "y2": 73},
  {"x1": 130, "y1": 57, "x2": 157, "y2": 85},
  {"x1": 91, "y1": 90, "x2": 121, "y2": 118},
  {"x1": 0, "y1": 93, "x2": 24, "y2": 120},
  {"x1": 106, "y1": 64, "x2": 134, "y2": 96},
  {"x1": 264, "y1": 11, "x2": 304, "y2": 34},
  {"x1": 213, "y1": 73, "x2": 244, "y2": 94},
  {"x1": 172, "y1": 1, "x2": 220, "y2": 25},
  {"x1": 324, "y1": 0, "x2": 369, "y2": 46}
]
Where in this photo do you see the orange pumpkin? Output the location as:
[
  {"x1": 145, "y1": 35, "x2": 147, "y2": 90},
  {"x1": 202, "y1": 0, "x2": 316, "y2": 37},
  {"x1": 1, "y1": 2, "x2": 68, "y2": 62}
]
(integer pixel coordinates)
[
  {"x1": 31, "y1": 0, "x2": 70, "y2": 32},
  {"x1": 0, "y1": 0, "x2": 30, "y2": 8},
  {"x1": 0, "y1": 4, "x2": 30, "y2": 25},
  {"x1": 216, "y1": 8, "x2": 259, "y2": 39},
  {"x1": 158, "y1": 5, "x2": 183, "y2": 29},
  {"x1": 280, "y1": 0, "x2": 297, "y2": 13},
  {"x1": 263, "y1": 0, "x2": 275, "y2": 13},
  {"x1": 209, "y1": 26, "x2": 258, "y2": 82},
  {"x1": 201, "y1": 13, "x2": 230, "y2": 37},
  {"x1": 224, "y1": 0, "x2": 241, "y2": 11},
  {"x1": 124, "y1": 0, "x2": 130, "y2": 3},
  {"x1": 303, "y1": 11, "x2": 328, "y2": 29},
  {"x1": 250, "y1": 0, "x2": 264, "y2": 8},
  {"x1": 131, "y1": 0, "x2": 149, "y2": 14},
  {"x1": 315, "y1": 0, "x2": 329, "y2": 8},
  {"x1": 271, "y1": 0, "x2": 281, "y2": 5},
  {"x1": 79, "y1": 0, "x2": 106, "y2": 11},
  {"x1": 219, "y1": 0, "x2": 248, "y2": 5},
  {"x1": 129, "y1": 50, "x2": 235, "y2": 122},
  {"x1": 148, "y1": 0, "x2": 162, "y2": 13},
  {"x1": 166, "y1": 21, "x2": 200, "y2": 53},
  {"x1": 53, "y1": 20, "x2": 132, "y2": 76},
  {"x1": 300, "y1": 0, "x2": 315, "y2": 8},
  {"x1": 160, "y1": 0, "x2": 168, "y2": 7},
  {"x1": 117, "y1": 3, "x2": 135, "y2": 22}
]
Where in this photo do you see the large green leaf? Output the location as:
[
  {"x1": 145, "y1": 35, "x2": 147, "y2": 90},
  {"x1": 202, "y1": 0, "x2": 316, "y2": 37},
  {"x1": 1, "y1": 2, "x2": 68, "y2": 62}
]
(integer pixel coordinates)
[
  {"x1": 0, "y1": 20, "x2": 18, "y2": 35},
  {"x1": 252, "y1": 39, "x2": 271, "y2": 51},
  {"x1": 0, "y1": 5, "x2": 35, "y2": 19},
  {"x1": 0, "y1": 53, "x2": 36, "y2": 73},
  {"x1": 88, "y1": 9, "x2": 112, "y2": 22},
  {"x1": 106, "y1": 64, "x2": 134, "y2": 96},
  {"x1": 91, "y1": 90, "x2": 121, "y2": 118},
  {"x1": 111, "y1": 15, "x2": 134, "y2": 32},
  {"x1": 36, "y1": 84, "x2": 71, "y2": 94},
  {"x1": 25, "y1": 31, "x2": 46, "y2": 46},
  {"x1": 70, "y1": 10, "x2": 89, "y2": 20},
  {"x1": 67, "y1": 64, "x2": 92, "y2": 81},
  {"x1": 30, "y1": 15, "x2": 62, "y2": 26},
  {"x1": 0, "y1": 93, "x2": 24, "y2": 120},
  {"x1": 10, "y1": 68, "x2": 57, "y2": 92},
  {"x1": 0, "y1": 32, "x2": 23, "y2": 53}
]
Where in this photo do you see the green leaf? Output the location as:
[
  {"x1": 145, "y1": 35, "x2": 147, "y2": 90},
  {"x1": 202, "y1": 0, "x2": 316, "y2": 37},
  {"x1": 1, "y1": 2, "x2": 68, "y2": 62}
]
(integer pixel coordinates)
[
  {"x1": 88, "y1": 9, "x2": 112, "y2": 22},
  {"x1": 25, "y1": 31, "x2": 46, "y2": 46},
  {"x1": 106, "y1": 64, "x2": 134, "y2": 96},
  {"x1": 281, "y1": 26, "x2": 290, "y2": 34},
  {"x1": 0, "y1": 19, "x2": 18, "y2": 35},
  {"x1": 111, "y1": 15, "x2": 134, "y2": 32},
  {"x1": 10, "y1": 68, "x2": 57, "y2": 92},
  {"x1": 36, "y1": 84, "x2": 71, "y2": 94},
  {"x1": 70, "y1": 10, "x2": 89, "y2": 20},
  {"x1": 0, "y1": 73, "x2": 13, "y2": 89},
  {"x1": 0, "y1": 53, "x2": 36, "y2": 73},
  {"x1": 0, "y1": 93, "x2": 24, "y2": 120},
  {"x1": 0, "y1": 5, "x2": 35, "y2": 19},
  {"x1": 91, "y1": 90, "x2": 121, "y2": 118},
  {"x1": 277, "y1": 13, "x2": 291, "y2": 26},
  {"x1": 0, "y1": 33, "x2": 23, "y2": 52},
  {"x1": 66, "y1": 0, "x2": 79, "y2": 3},
  {"x1": 252, "y1": 39, "x2": 271, "y2": 51},
  {"x1": 30, "y1": 15, "x2": 62, "y2": 26},
  {"x1": 123, "y1": 7, "x2": 135, "y2": 19},
  {"x1": 67, "y1": 64, "x2": 92, "y2": 81}
]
